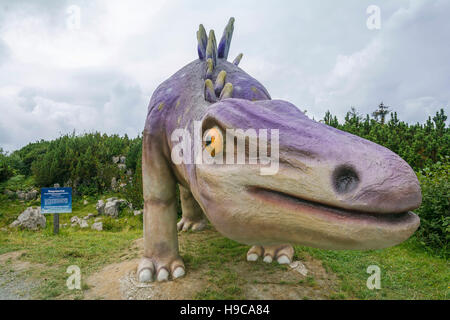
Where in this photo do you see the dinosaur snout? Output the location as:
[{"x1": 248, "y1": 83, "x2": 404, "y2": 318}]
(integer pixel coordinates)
[{"x1": 344, "y1": 152, "x2": 422, "y2": 214}]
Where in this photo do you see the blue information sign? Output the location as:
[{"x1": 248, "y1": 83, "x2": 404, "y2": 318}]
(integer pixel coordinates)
[{"x1": 41, "y1": 187, "x2": 72, "y2": 214}]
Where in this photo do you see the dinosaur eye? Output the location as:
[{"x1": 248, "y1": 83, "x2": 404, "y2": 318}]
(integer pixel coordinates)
[{"x1": 203, "y1": 127, "x2": 223, "y2": 157}]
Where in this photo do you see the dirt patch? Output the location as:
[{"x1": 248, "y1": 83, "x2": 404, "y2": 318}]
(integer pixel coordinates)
[
  {"x1": 0, "y1": 251, "x2": 43, "y2": 300},
  {"x1": 85, "y1": 235, "x2": 339, "y2": 300}
]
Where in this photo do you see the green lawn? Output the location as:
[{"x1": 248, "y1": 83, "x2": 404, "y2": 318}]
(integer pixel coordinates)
[{"x1": 0, "y1": 196, "x2": 448, "y2": 300}]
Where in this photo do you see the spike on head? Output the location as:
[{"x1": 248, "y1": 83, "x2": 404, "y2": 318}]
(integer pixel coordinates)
[
  {"x1": 233, "y1": 53, "x2": 243, "y2": 66},
  {"x1": 206, "y1": 30, "x2": 217, "y2": 67},
  {"x1": 218, "y1": 17, "x2": 235, "y2": 60},
  {"x1": 204, "y1": 79, "x2": 217, "y2": 103},
  {"x1": 219, "y1": 82, "x2": 233, "y2": 100},
  {"x1": 206, "y1": 58, "x2": 214, "y2": 79},
  {"x1": 197, "y1": 24, "x2": 207, "y2": 60},
  {"x1": 214, "y1": 70, "x2": 227, "y2": 96}
]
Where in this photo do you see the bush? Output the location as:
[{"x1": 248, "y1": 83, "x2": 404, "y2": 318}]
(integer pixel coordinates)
[
  {"x1": 0, "y1": 148, "x2": 14, "y2": 183},
  {"x1": 415, "y1": 157, "x2": 449, "y2": 257},
  {"x1": 124, "y1": 146, "x2": 143, "y2": 210}
]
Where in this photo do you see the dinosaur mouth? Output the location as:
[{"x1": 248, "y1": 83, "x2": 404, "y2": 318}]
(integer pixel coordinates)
[{"x1": 248, "y1": 187, "x2": 419, "y2": 227}]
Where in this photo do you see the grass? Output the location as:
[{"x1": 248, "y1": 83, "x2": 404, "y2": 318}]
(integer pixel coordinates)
[
  {"x1": 0, "y1": 193, "x2": 143, "y2": 299},
  {"x1": 295, "y1": 239, "x2": 450, "y2": 300},
  {"x1": 0, "y1": 194, "x2": 449, "y2": 300}
]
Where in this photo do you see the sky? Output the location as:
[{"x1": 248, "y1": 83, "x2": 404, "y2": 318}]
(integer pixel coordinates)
[{"x1": 0, "y1": 0, "x2": 449, "y2": 152}]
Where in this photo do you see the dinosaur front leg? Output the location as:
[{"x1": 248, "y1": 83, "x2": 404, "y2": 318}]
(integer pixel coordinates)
[
  {"x1": 177, "y1": 185, "x2": 207, "y2": 232},
  {"x1": 138, "y1": 133, "x2": 185, "y2": 282},
  {"x1": 246, "y1": 244, "x2": 294, "y2": 265}
]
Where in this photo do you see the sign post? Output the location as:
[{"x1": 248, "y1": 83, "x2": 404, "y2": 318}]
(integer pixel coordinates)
[{"x1": 41, "y1": 187, "x2": 72, "y2": 234}]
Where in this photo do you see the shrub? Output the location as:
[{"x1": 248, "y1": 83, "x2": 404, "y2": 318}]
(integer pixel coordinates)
[{"x1": 415, "y1": 157, "x2": 449, "y2": 257}]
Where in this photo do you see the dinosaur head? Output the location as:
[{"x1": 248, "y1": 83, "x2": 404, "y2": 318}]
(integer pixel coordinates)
[
  {"x1": 178, "y1": 18, "x2": 421, "y2": 250},
  {"x1": 193, "y1": 98, "x2": 421, "y2": 250}
]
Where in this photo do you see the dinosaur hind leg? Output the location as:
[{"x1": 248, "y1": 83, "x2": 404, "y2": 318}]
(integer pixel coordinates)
[{"x1": 177, "y1": 185, "x2": 208, "y2": 232}]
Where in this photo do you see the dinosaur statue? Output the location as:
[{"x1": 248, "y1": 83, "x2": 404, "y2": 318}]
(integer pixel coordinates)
[{"x1": 138, "y1": 18, "x2": 421, "y2": 282}]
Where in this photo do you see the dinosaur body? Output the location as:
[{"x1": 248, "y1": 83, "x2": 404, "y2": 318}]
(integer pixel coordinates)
[{"x1": 138, "y1": 18, "x2": 421, "y2": 282}]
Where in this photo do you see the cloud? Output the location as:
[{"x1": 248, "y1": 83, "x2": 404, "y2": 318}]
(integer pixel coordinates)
[{"x1": 0, "y1": 0, "x2": 448, "y2": 152}]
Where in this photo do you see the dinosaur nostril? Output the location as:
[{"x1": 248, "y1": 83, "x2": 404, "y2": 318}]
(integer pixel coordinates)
[{"x1": 332, "y1": 165, "x2": 359, "y2": 194}]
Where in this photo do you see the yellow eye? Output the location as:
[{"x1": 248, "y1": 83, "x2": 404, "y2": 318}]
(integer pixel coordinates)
[{"x1": 203, "y1": 127, "x2": 223, "y2": 157}]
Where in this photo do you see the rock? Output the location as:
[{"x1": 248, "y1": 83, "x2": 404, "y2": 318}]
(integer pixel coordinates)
[
  {"x1": 70, "y1": 216, "x2": 80, "y2": 224},
  {"x1": 289, "y1": 261, "x2": 308, "y2": 276},
  {"x1": 16, "y1": 191, "x2": 26, "y2": 200},
  {"x1": 9, "y1": 207, "x2": 46, "y2": 230},
  {"x1": 0, "y1": 227, "x2": 7, "y2": 232},
  {"x1": 119, "y1": 156, "x2": 126, "y2": 164},
  {"x1": 103, "y1": 198, "x2": 128, "y2": 218},
  {"x1": 83, "y1": 200, "x2": 88, "y2": 205},
  {"x1": 27, "y1": 189, "x2": 38, "y2": 201},
  {"x1": 126, "y1": 169, "x2": 133, "y2": 176},
  {"x1": 111, "y1": 177, "x2": 118, "y2": 190},
  {"x1": 4, "y1": 189, "x2": 14, "y2": 197},
  {"x1": 118, "y1": 164, "x2": 126, "y2": 170},
  {"x1": 79, "y1": 220, "x2": 89, "y2": 228},
  {"x1": 16, "y1": 190, "x2": 38, "y2": 201},
  {"x1": 133, "y1": 210, "x2": 142, "y2": 216},
  {"x1": 91, "y1": 222, "x2": 103, "y2": 231},
  {"x1": 104, "y1": 201, "x2": 120, "y2": 218},
  {"x1": 94, "y1": 217, "x2": 102, "y2": 222},
  {"x1": 96, "y1": 200, "x2": 105, "y2": 215},
  {"x1": 83, "y1": 213, "x2": 95, "y2": 220},
  {"x1": 112, "y1": 156, "x2": 120, "y2": 164}
]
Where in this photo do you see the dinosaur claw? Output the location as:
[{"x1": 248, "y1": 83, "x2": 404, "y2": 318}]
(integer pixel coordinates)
[
  {"x1": 277, "y1": 255, "x2": 291, "y2": 265},
  {"x1": 173, "y1": 266, "x2": 185, "y2": 279},
  {"x1": 157, "y1": 268, "x2": 169, "y2": 282},
  {"x1": 246, "y1": 245, "x2": 294, "y2": 265},
  {"x1": 138, "y1": 269, "x2": 153, "y2": 283},
  {"x1": 247, "y1": 253, "x2": 259, "y2": 261}
]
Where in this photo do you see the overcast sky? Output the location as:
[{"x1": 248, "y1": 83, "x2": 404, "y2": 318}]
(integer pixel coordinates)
[{"x1": 0, "y1": 0, "x2": 449, "y2": 152}]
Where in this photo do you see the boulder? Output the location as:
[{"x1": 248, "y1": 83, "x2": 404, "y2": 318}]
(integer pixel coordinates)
[
  {"x1": 111, "y1": 177, "x2": 118, "y2": 190},
  {"x1": 9, "y1": 207, "x2": 46, "y2": 230},
  {"x1": 16, "y1": 190, "x2": 38, "y2": 201},
  {"x1": 71, "y1": 216, "x2": 81, "y2": 227},
  {"x1": 91, "y1": 222, "x2": 103, "y2": 231},
  {"x1": 83, "y1": 213, "x2": 95, "y2": 220},
  {"x1": 119, "y1": 156, "x2": 126, "y2": 164},
  {"x1": 118, "y1": 163, "x2": 126, "y2": 170},
  {"x1": 27, "y1": 189, "x2": 38, "y2": 200},
  {"x1": 103, "y1": 198, "x2": 128, "y2": 218},
  {"x1": 83, "y1": 200, "x2": 89, "y2": 205},
  {"x1": 104, "y1": 201, "x2": 120, "y2": 218},
  {"x1": 96, "y1": 200, "x2": 105, "y2": 215},
  {"x1": 133, "y1": 210, "x2": 143, "y2": 216},
  {"x1": 112, "y1": 156, "x2": 120, "y2": 164},
  {"x1": 79, "y1": 220, "x2": 89, "y2": 228}
]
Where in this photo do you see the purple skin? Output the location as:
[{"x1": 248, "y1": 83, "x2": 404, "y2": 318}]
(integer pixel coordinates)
[{"x1": 138, "y1": 19, "x2": 422, "y2": 282}]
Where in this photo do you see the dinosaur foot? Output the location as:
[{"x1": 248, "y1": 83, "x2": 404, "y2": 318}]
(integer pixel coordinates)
[
  {"x1": 137, "y1": 256, "x2": 185, "y2": 283},
  {"x1": 177, "y1": 217, "x2": 207, "y2": 232},
  {"x1": 246, "y1": 244, "x2": 294, "y2": 265}
]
